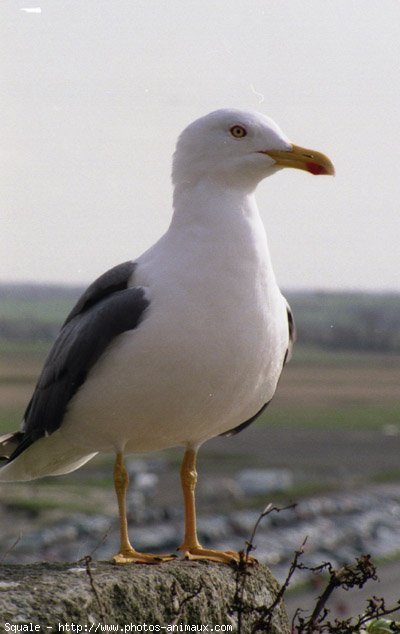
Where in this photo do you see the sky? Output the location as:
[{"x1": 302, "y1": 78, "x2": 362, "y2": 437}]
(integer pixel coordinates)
[{"x1": 2, "y1": 0, "x2": 400, "y2": 291}]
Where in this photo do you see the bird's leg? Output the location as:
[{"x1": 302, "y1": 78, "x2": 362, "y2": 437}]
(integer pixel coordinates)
[
  {"x1": 177, "y1": 447, "x2": 256, "y2": 565},
  {"x1": 179, "y1": 447, "x2": 201, "y2": 551},
  {"x1": 113, "y1": 451, "x2": 175, "y2": 564}
]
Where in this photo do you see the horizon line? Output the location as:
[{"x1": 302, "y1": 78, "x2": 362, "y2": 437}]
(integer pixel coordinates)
[{"x1": 0, "y1": 279, "x2": 399, "y2": 296}]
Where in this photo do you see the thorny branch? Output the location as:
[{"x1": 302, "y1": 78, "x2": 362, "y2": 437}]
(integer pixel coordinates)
[
  {"x1": 231, "y1": 503, "x2": 297, "y2": 632},
  {"x1": 259, "y1": 535, "x2": 307, "y2": 627},
  {"x1": 74, "y1": 529, "x2": 112, "y2": 625},
  {"x1": 170, "y1": 579, "x2": 203, "y2": 625},
  {"x1": 231, "y1": 503, "x2": 400, "y2": 633},
  {"x1": 292, "y1": 552, "x2": 400, "y2": 632},
  {"x1": 0, "y1": 533, "x2": 21, "y2": 564},
  {"x1": 295, "y1": 555, "x2": 376, "y2": 633},
  {"x1": 79, "y1": 555, "x2": 107, "y2": 625}
]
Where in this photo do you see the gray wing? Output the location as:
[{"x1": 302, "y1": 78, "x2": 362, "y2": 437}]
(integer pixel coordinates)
[
  {"x1": 221, "y1": 301, "x2": 296, "y2": 438},
  {"x1": 10, "y1": 261, "x2": 149, "y2": 460},
  {"x1": 63, "y1": 260, "x2": 137, "y2": 324},
  {"x1": 284, "y1": 300, "x2": 296, "y2": 365}
]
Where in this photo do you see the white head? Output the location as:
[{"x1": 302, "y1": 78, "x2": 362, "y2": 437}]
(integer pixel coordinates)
[{"x1": 172, "y1": 108, "x2": 334, "y2": 192}]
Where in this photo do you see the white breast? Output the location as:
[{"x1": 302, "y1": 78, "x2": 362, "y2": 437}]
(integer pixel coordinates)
[{"x1": 60, "y1": 190, "x2": 289, "y2": 455}]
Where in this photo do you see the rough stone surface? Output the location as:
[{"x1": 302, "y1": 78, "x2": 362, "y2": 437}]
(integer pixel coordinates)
[{"x1": 0, "y1": 560, "x2": 290, "y2": 632}]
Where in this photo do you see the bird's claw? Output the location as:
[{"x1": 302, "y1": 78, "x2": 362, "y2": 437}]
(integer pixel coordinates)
[
  {"x1": 113, "y1": 549, "x2": 177, "y2": 565},
  {"x1": 178, "y1": 545, "x2": 258, "y2": 565}
]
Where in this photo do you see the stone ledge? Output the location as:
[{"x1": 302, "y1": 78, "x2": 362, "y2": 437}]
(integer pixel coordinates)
[{"x1": 0, "y1": 560, "x2": 290, "y2": 632}]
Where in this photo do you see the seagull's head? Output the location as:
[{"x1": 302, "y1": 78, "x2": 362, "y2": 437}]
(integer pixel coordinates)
[{"x1": 172, "y1": 108, "x2": 334, "y2": 191}]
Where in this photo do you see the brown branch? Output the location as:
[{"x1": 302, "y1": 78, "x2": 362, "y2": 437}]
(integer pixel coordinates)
[
  {"x1": 231, "y1": 502, "x2": 297, "y2": 633},
  {"x1": 170, "y1": 579, "x2": 203, "y2": 625},
  {"x1": 80, "y1": 555, "x2": 107, "y2": 624},
  {"x1": 0, "y1": 533, "x2": 22, "y2": 563}
]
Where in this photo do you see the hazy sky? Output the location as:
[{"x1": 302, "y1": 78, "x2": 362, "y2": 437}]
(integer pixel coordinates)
[{"x1": 2, "y1": 0, "x2": 400, "y2": 290}]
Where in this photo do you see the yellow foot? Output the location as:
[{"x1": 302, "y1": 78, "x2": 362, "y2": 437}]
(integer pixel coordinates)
[
  {"x1": 178, "y1": 545, "x2": 258, "y2": 565},
  {"x1": 113, "y1": 549, "x2": 176, "y2": 565}
]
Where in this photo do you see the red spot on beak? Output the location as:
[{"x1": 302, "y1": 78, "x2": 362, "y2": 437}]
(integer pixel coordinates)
[{"x1": 306, "y1": 162, "x2": 328, "y2": 176}]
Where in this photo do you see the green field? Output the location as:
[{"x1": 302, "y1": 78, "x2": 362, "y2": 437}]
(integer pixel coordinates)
[
  {"x1": 1, "y1": 341, "x2": 399, "y2": 521},
  {"x1": 1, "y1": 289, "x2": 399, "y2": 533},
  {"x1": 1, "y1": 341, "x2": 399, "y2": 436},
  {"x1": 1, "y1": 285, "x2": 399, "y2": 436}
]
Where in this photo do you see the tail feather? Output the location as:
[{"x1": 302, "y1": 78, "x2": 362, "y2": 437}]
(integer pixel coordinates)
[
  {"x1": 0, "y1": 432, "x2": 24, "y2": 461},
  {"x1": 0, "y1": 429, "x2": 98, "y2": 481}
]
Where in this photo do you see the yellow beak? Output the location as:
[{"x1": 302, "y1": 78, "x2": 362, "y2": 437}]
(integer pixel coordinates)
[{"x1": 263, "y1": 144, "x2": 335, "y2": 176}]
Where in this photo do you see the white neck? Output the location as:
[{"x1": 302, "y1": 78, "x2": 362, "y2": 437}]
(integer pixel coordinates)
[
  {"x1": 166, "y1": 178, "x2": 278, "y2": 290},
  {"x1": 171, "y1": 178, "x2": 258, "y2": 231}
]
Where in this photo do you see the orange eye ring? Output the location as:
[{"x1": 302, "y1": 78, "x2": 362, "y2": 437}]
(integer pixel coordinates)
[{"x1": 230, "y1": 125, "x2": 247, "y2": 138}]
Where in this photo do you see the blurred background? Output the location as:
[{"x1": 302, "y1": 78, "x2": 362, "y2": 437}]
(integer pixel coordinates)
[{"x1": 1, "y1": 0, "x2": 400, "y2": 621}]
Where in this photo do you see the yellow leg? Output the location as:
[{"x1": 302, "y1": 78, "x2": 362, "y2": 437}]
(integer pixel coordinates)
[
  {"x1": 113, "y1": 452, "x2": 175, "y2": 564},
  {"x1": 177, "y1": 447, "x2": 256, "y2": 565}
]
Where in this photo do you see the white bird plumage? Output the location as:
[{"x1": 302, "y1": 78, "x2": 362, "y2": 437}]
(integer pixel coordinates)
[{"x1": 0, "y1": 108, "x2": 334, "y2": 564}]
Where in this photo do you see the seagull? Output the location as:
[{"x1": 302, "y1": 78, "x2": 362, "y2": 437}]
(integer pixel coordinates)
[{"x1": 0, "y1": 109, "x2": 334, "y2": 564}]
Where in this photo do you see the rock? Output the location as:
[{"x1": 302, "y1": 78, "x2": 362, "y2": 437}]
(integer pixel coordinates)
[
  {"x1": 230, "y1": 510, "x2": 262, "y2": 535},
  {"x1": 133, "y1": 522, "x2": 178, "y2": 551},
  {"x1": 196, "y1": 514, "x2": 231, "y2": 543},
  {"x1": 0, "y1": 560, "x2": 290, "y2": 633},
  {"x1": 200, "y1": 476, "x2": 242, "y2": 502},
  {"x1": 237, "y1": 469, "x2": 293, "y2": 495}
]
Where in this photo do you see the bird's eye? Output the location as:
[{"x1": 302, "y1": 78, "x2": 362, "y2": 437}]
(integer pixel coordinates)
[{"x1": 230, "y1": 125, "x2": 247, "y2": 139}]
